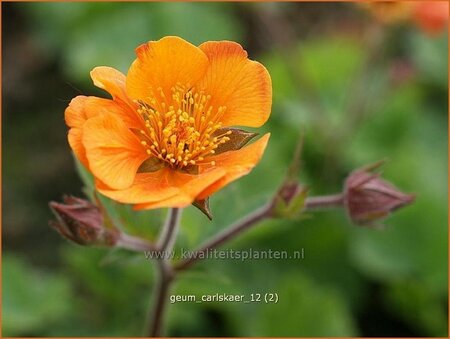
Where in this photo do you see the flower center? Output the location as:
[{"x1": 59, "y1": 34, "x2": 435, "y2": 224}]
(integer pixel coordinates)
[{"x1": 136, "y1": 85, "x2": 231, "y2": 169}]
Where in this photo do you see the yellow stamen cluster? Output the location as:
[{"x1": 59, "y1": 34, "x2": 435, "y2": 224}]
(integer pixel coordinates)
[{"x1": 136, "y1": 85, "x2": 231, "y2": 169}]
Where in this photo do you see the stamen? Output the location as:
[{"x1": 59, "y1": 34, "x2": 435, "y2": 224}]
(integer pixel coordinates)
[{"x1": 136, "y1": 85, "x2": 230, "y2": 169}]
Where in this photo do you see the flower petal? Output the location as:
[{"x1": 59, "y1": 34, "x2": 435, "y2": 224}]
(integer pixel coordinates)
[
  {"x1": 65, "y1": 95, "x2": 142, "y2": 129},
  {"x1": 126, "y1": 36, "x2": 209, "y2": 105},
  {"x1": 90, "y1": 67, "x2": 144, "y2": 128},
  {"x1": 198, "y1": 41, "x2": 272, "y2": 128},
  {"x1": 65, "y1": 96, "x2": 90, "y2": 128},
  {"x1": 83, "y1": 96, "x2": 143, "y2": 130},
  {"x1": 82, "y1": 113, "x2": 148, "y2": 190},
  {"x1": 90, "y1": 66, "x2": 128, "y2": 101},
  {"x1": 65, "y1": 96, "x2": 145, "y2": 169},
  {"x1": 96, "y1": 169, "x2": 179, "y2": 204},
  {"x1": 196, "y1": 133, "x2": 270, "y2": 200},
  {"x1": 97, "y1": 167, "x2": 225, "y2": 209},
  {"x1": 68, "y1": 128, "x2": 89, "y2": 168},
  {"x1": 65, "y1": 96, "x2": 93, "y2": 168}
]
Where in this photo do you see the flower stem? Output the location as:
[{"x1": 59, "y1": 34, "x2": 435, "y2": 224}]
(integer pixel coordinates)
[
  {"x1": 116, "y1": 233, "x2": 156, "y2": 252},
  {"x1": 147, "y1": 263, "x2": 174, "y2": 337},
  {"x1": 146, "y1": 208, "x2": 182, "y2": 337},
  {"x1": 174, "y1": 194, "x2": 345, "y2": 272},
  {"x1": 157, "y1": 208, "x2": 182, "y2": 251},
  {"x1": 304, "y1": 193, "x2": 344, "y2": 210}
]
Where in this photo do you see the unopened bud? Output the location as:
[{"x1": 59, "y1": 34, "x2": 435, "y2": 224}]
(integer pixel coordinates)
[
  {"x1": 49, "y1": 196, "x2": 119, "y2": 246},
  {"x1": 272, "y1": 181, "x2": 308, "y2": 218},
  {"x1": 344, "y1": 162, "x2": 415, "y2": 226}
]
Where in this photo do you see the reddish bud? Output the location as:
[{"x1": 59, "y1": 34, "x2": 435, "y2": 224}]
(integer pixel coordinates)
[
  {"x1": 344, "y1": 162, "x2": 415, "y2": 227},
  {"x1": 49, "y1": 196, "x2": 119, "y2": 246}
]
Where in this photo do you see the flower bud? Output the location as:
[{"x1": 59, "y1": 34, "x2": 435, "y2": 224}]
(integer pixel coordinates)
[
  {"x1": 272, "y1": 180, "x2": 309, "y2": 219},
  {"x1": 344, "y1": 162, "x2": 415, "y2": 226},
  {"x1": 49, "y1": 196, "x2": 119, "y2": 246}
]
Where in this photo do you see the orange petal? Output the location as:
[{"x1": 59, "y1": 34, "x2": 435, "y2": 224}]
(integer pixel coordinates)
[
  {"x1": 105, "y1": 168, "x2": 226, "y2": 209},
  {"x1": 96, "y1": 169, "x2": 179, "y2": 204},
  {"x1": 66, "y1": 95, "x2": 142, "y2": 130},
  {"x1": 90, "y1": 67, "x2": 144, "y2": 128},
  {"x1": 65, "y1": 96, "x2": 93, "y2": 168},
  {"x1": 198, "y1": 41, "x2": 272, "y2": 128},
  {"x1": 83, "y1": 96, "x2": 143, "y2": 130},
  {"x1": 65, "y1": 96, "x2": 144, "y2": 169},
  {"x1": 90, "y1": 66, "x2": 128, "y2": 101},
  {"x1": 68, "y1": 127, "x2": 89, "y2": 168},
  {"x1": 65, "y1": 96, "x2": 89, "y2": 128},
  {"x1": 126, "y1": 36, "x2": 209, "y2": 105},
  {"x1": 82, "y1": 113, "x2": 148, "y2": 190},
  {"x1": 196, "y1": 133, "x2": 270, "y2": 200}
]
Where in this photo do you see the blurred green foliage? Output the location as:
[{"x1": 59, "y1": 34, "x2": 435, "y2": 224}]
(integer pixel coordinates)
[{"x1": 3, "y1": 2, "x2": 447, "y2": 337}]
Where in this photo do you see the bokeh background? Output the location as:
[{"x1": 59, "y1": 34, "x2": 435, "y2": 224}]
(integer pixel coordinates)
[{"x1": 2, "y1": 2, "x2": 448, "y2": 337}]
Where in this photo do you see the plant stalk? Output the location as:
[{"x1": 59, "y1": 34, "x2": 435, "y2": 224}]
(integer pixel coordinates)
[
  {"x1": 146, "y1": 208, "x2": 181, "y2": 337},
  {"x1": 304, "y1": 193, "x2": 344, "y2": 210},
  {"x1": 174, "y1": 194, "x2": 345, "y2": 272}
]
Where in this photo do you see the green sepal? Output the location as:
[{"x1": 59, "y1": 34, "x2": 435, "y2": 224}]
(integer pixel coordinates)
[
  {"x1": 273, "y1": 185, "x2": 309, "y2": 219},
  {"x1": 213, "y1": 128, "x2": 258, "y2": 154}
]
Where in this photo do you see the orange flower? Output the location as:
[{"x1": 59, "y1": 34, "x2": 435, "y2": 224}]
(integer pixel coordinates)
[
  {"x1": 412, "y1": 1, "x2": 449, "y2": 35},
  {"x1": 65, "y1": 36, "x2": 272, "y2": 209}
]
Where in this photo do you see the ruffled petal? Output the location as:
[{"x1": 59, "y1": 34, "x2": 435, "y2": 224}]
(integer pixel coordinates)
[
  {"x1": 96, "y1": 169, "x2": 178, "y2": 204},
  {"x1": 83, "y1": 96, "x2": 143, "y2": 130},
  {"x1": 196, "y1": 133, "x2": 270, "y2": 200},
  {"x1": 90, "y1": 66, "x2": 128, "y2": 101},
  {"x1": 97, "y1": 167, "x2": 225, "y2": 208},
  {"x1": 65, "y1": 95, "x2": 140, "y2": 129},
  {"x1": 133, "y1": 195, "x2": 192, "y2": 210},
  {"x1": 65, "y1": 96, "x2": 90, "y2": 128},
  {"x1": 198, "y1": 41, "x2": 272, "y2": 128},
  {"x1": 65, "y1": 96, "x2": 93, "y2": 168},
  {"x1": 126, "y1": 36, "x2": 209, "y2": 105},
  {"x1": 82, "y1": 113, "x2": 148, "y2": 190},
  {"x1": 65, "y1": 95, "x2": 145, "y2": 169},
  {"x1": 68, "y1": 128, "x2": 89, "y2": 168}
]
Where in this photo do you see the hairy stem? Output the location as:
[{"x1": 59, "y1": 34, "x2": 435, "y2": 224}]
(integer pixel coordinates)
[
  {"x1": 146, "y1": 208, "x2": 181, "y2": 337},
  {"x1": 157, "y1": 208, "x2": 182, "y2": 251}
]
